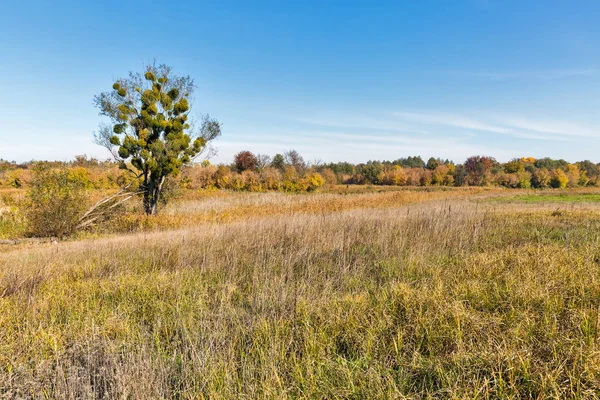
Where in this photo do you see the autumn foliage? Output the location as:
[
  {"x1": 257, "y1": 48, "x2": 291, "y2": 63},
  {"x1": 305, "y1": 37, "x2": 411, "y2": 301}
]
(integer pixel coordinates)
[
  {"x1": 234, "y1": 151, "x2": 259, "y2": 172},
  {"x1": 3, "y1": 153, "x2": 600, "y2": 194}
]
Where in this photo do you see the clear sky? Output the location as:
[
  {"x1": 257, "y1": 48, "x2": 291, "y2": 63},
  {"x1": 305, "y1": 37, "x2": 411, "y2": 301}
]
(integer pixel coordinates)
[{"x1": 2, "y1": 0, "x2": 599, "y2": 164}]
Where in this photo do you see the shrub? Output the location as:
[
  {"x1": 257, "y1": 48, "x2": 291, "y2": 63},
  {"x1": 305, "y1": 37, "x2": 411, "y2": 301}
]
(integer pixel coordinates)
[
  {"x1": 551, "y1": 169, "x2": 568, "y2": 189},
  {"x1": 3, "y1": 169, "x2": 30, "y2": 188},
  {"x1": 420, "y1": 170, "x2": 433, "y2": 186},
  {"x1": 532, "y1": 168, "x2": 551, "y2": 188},
  {"x1": 241, "y1": 170, "x2": 262, "y2": 191},
  {"x1": 588, "y1": 175, "x2": 600, "y2": 187},
  {"x1": 295, "y1": 178, "x2": 310, "y2": 192},
  {"x1": 517, "y1": 171, "x2": 532, "y2": 188},
  {"x1": 432, "y1": 165, "x2": 449, "y2": 185},
  {"x1": 566, "y1": 164, "x2": 580, "y2": 188},
  {"x1": 382, "y1": 165, "x2": 407, "y2": 185},
  {"x1": 443, "y1": 174, "x2": 455, "y2": 186},
  {"x1": 504, "y1": 159, "x2": 525, "y2": 173},
  {"x1": 183, "y1": 165, "x2": 218, "y2": 189},
  {"x1": 579, "y1": 171, "x2": 590, "y2": 187},
  {"x1": 228, "y1": 173, "x2": 246, "y2": 191},
  {"x1": 91, "y1": 165, "x2": 124, "y2": 190},
  {"x1": 283, "y1": 165, "x2": 298, "y2": 182},
  {"x1": 306, "y1": 172, "x2": 325, "y2": 191},
  {"x1": 67, "y1": 167, "x2": 94, "y2": 189},
  {"x1": 349, "y1": 173, "x2": 366, "y2": 185},
  {"x1": 339, "y1": 174, "x2": 352, "y2": 184},
  {"x1": 261, "y1": 167, "x2": 281, "y2": 190},
  {"x1": 23, "y1": 166, "x2": 89, "y2": 238},
  {"x1": 320, "y1": 168, "x2": 338, "y2": 185},
  {"x1": 405, "y1": 168, "x2": 422, "y2": 186},
  {"x1": 0, "y1": 209, "x2": 24, "y2": 239},
  {"x1": 496, "y1": 173, "x2": 519, "y2": 188},
  {"x1": 281, "y1": 179, "x2": 297, "y2": 192},
  {"x1": 576, "y1": 160, "x2": 599, "y2": 181},
  {"x1": 214, "y1": 166, "x2": 231, "y2": 189},
  {"x1": 281, "y1": 166, "x2": 300, "y2": 192}
]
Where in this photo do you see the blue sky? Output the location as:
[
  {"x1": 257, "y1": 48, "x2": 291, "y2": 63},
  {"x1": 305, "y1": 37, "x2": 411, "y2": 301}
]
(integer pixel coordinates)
[{"x1": 1, "y1": 0, "x2": 599, "y2": 163}]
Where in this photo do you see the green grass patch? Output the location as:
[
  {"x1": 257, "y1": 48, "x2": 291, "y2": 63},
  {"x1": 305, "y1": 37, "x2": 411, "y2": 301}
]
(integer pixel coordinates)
[{"x1": 488, "y1": 192, "x2": 600, "y2": 204}]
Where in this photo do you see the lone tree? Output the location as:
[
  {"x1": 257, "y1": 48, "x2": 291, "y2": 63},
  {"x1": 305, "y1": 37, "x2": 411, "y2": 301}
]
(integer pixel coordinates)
[{"x1": 94, "y1": 63, "x2": 220, "y2": 214}]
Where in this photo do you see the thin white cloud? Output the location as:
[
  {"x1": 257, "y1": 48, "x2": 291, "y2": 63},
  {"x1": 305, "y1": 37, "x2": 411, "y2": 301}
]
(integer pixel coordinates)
[
  {"x1": 290, "y1": 114, "x2": 431, "y2": 135},
  {"x1": 293, "y1": 109, "x2": 583, "y2": 142},
  {"x1": 266, "y1": 109, "x2": 586, "y2": 148},
  {"x1": 393, "y1": 111, "x2": 595, "y2": 141},
  {"x1": 499, "y1": 116, "x2": 600, "y2": 138},
  {"x1": 448, "y1": 68, "x2": 597, "y2": 81},
  {"x1": 393, "y1": 111, "x2": 514, "y2": 135}
]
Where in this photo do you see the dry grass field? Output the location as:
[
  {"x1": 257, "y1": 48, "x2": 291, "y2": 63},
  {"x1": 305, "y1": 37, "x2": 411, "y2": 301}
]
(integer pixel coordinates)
[{"x1": 2, "y1": 187, "x2": 600, "y2": 398}]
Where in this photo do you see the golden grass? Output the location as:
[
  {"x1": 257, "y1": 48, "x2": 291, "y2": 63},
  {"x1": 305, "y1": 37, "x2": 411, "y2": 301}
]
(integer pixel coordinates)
[
  {"x1": 2, "y1": 189, "x2": 600, "y2": 398},
  {"x1": 107, "y1": 187, "x2": 501, "y2": 234}
]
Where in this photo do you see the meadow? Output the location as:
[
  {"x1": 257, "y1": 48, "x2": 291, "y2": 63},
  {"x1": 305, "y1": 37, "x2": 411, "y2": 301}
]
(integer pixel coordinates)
[{"x1": 2, "y1": 186, "x2": 600, "y2": 398}]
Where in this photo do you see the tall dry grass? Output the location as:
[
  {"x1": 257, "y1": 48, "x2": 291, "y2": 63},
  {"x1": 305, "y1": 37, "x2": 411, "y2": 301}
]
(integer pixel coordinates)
[
  {"x1": 107, "y1": 187, "x2": 497, "y2": 234},
  {"x1": 2, "y1": 195, "x2": 600, "y2": 398}
]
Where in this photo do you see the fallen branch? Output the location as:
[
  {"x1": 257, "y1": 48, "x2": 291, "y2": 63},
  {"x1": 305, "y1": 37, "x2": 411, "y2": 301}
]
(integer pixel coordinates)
[{"x1": 76, "y1": 180, "x2": 142, "y2": 230}]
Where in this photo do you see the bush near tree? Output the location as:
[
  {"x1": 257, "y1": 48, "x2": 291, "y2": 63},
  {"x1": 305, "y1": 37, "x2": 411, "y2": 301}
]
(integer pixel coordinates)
[{"x1": 23, "y1": 165, "x2": 89, "y2": 238}]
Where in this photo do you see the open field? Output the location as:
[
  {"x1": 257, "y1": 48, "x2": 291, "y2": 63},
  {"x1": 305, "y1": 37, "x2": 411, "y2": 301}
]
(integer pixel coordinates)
[
  {"x1": 2, "y1": 187, "x2": 600, "y2": 398},
  {"x1": 0, "y1": 186, "x2": 494, "y2": 241}
]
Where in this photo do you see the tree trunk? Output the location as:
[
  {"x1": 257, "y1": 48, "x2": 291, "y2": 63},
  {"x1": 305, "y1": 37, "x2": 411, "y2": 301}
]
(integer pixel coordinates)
[{"x1": 143, "y1": 175, "x2": 165, "y2": 215}]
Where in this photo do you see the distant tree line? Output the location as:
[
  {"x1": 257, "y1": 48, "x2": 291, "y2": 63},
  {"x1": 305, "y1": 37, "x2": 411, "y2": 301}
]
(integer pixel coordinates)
[
  {"x1": 326, "y1": 155, "x2": 600, "y2": 188},
  {"x1": 180, "y1": 152, "x2": 599, "y2": 190},
  {"x1": 3, "y1": 152, "x2": 600, "y2": 192}
]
